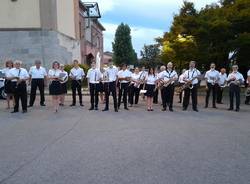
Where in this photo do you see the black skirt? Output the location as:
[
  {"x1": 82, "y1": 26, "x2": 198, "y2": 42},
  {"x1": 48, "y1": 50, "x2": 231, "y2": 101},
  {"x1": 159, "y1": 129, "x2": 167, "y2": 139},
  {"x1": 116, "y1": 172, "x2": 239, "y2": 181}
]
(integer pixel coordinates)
[
  {"x1": 4, "y1": 80, "x2": 13, "y2": 94},
  {"x1": 61, "y1": 83, "x2": 67, "y2": 94},
  {"x1": 49, "y1": 81, "x2": 62, "y2": 95},
  {"x1": 145, "y1": 84, "x2": 155, "y2": 97}
]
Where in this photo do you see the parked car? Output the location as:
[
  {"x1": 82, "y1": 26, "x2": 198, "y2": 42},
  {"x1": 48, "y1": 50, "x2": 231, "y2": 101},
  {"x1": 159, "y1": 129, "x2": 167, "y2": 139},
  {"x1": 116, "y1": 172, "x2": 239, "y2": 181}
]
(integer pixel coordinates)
[{"x1": 0, "y1": 69, "x2": 7, "y2": 99}]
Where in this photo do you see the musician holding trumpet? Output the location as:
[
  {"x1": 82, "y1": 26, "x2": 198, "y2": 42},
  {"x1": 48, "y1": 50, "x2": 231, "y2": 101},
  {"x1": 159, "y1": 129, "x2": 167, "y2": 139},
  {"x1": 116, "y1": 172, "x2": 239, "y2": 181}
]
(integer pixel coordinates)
[
  {"x1": 8, "y1": 60, "x2": 29, "y2": 113},
  {"x1": 182, "y1": 61, "x2": 201, "y2": 112},
  {"x1": 117, "y1": 63, "x2": 132, "y2": 110},
  {"x1": 160, "y1": 62, "x2": 178, "y2": 112},
  {"x1": 204, "y1": 63, "x2": 220, "y2": 109},
  {"x1": 129, "y1": 67, "x2": 142, "y2": 107},
  {"x1": 69, "y1": 60, "x2": 85, "y2": 107},
  {"x1": 227, "y1": 65, "x2": 244, "y2": 112},
  {"x1": 245, "y1": 68, "x2": 250, "y2": 105}
]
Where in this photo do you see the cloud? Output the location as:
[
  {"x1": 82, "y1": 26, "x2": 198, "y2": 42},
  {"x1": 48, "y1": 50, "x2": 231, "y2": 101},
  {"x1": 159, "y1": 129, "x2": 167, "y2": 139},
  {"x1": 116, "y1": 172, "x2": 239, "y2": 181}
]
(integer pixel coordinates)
[{"x1": 103, "y1": 23, "x2": 164, "y2": 57}]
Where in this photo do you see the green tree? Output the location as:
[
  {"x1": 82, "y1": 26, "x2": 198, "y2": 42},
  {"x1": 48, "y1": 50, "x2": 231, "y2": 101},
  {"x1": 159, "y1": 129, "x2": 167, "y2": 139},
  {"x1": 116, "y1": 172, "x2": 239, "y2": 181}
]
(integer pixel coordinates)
[
  {"x1": 139, "y1": 44, "x2": 161, "y2": 68},
  {"x1": 112, "y1": 23, "x2": 137, "y2": 66}
]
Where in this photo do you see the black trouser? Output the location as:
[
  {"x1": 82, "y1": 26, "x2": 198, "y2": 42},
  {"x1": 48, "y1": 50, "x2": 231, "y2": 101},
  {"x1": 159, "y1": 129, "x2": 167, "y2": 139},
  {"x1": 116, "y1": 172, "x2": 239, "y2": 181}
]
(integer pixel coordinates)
[
  {"x1": 12, "y1": 82, "x2": 27, "y2": 112},
  {"x1": 246, "y1": 89, "x2": 250, "y2": 104},
  {"x1": 89, "y1": 83, "x2": 99, "y2": 108},
  {"x1": 205, "y1": 83, "x2": 218, "y2": 107},
  {"x1": 162, "y1": 84, "x2": 175, "y2": 109},
  {"x1": 29, "y1": 79, "x2": 45, "y2": 106},
  {"x1": 217, "y1": 86, "x2": 224, "y2": 103},
  {"x1": 104, "y1": 81, "x2": 117, "y2": 110},
  {"x1": 71, "y1": 80, "x2": 82, "y2": 105},
  {"x1": 183, "y1": 84, "x2": 198, "y2": 110},
  {"x1": 129, "y1": 85, "x2": 140, "y2": 105},
  {"x1": 229, "y1": 84, "x2": 240, "y2": 109},
  {"x1": 153, "y1": 89, "x2": 158, "y2": 104},
  {"x1": 118, "y1": 83, "x2": 129, "y2": 108}
]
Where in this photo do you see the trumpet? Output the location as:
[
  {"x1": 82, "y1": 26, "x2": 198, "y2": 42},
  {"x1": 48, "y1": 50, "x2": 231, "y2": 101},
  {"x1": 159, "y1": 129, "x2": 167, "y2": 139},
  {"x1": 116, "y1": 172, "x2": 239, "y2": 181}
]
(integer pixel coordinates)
[{"x1": 181, "y1": 75, "x2": 201, "y2": 90}]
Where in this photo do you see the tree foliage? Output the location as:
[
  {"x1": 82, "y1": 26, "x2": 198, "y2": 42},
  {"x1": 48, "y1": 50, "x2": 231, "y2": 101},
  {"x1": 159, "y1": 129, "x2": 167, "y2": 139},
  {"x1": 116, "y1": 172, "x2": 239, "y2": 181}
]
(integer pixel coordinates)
[
  {"x1": 112, "y1": 23, "x2": 137, "y2": 66},
  {"x1": 159, "y1": 0, "x2": 250, "y2": 75}
]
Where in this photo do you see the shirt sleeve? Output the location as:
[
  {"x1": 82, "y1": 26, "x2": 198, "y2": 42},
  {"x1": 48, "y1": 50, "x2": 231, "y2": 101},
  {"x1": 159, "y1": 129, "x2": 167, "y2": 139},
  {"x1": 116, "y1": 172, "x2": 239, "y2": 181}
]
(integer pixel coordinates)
[
  {"x1": 43, "y1": 68, "x2": 48, "y2": 76},
  {"x1": 204, "y1": 71, "x2": 208, "y2": 79},
  {"x1": 86, "y1": 70, "x2": 90, "y2": 78},
  {"x1": 23, "y1": 69, "x2": 29, "y2": 78}
]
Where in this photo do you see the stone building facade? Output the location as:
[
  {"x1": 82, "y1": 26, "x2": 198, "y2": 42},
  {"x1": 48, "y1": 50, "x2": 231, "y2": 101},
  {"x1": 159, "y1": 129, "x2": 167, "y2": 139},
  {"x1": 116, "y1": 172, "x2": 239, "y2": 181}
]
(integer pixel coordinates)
[{"x1": 0, "y1": 0, "x2": 105, "y2": 69}]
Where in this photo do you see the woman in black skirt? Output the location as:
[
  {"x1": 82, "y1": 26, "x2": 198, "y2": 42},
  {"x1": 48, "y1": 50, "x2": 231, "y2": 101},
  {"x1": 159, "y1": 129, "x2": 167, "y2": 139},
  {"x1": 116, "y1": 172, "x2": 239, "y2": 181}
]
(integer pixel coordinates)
[
  {"x1": 48, "y1": 61, "x2": 62, "y2": 113},
  {"x1": 59, "y1": 64, "x2": 68, "y2": 106},
  {"x1": 145, "y1": 67, "x2": 157, "y2": 111},
  {"x1": 3, "y1": 60, "x2": 14, "y2": 109}
]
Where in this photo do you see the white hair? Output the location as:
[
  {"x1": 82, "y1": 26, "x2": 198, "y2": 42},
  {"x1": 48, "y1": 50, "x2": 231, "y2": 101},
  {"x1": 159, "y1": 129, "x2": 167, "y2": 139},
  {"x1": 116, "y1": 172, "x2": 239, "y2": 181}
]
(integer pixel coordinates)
[
  {"x1": 14, "y1": 60, "x2": 22, "y2": 65},
  {"x1": 160, "y1": 65, "x2": 166, "y2": 71}
]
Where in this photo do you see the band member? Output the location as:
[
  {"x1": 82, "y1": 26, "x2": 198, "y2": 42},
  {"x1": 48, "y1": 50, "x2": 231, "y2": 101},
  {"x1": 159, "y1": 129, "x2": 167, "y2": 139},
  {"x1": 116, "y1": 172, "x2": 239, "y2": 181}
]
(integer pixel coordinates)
[
  {"x1": 99, "y1": 67, "x2": 106, "y2": 104},
  {"x1": 157, "y1": 65, "x2": 167, "y2": 105},
  {"x1": 28, "y1": 60, "x2": 47, "y2": 107},
  {"x1": 48, "y1": 61, "x2": 62, "y2": 113},
  {"x1": 245, "y1": 68, "x2": 250, "y2": 105},
  {"x1": 129, "y1": 67, "x2": 141, "y2": 107},
  {"x1": 102, "y1": 60, "x2": 118, "y2": 112},
  {"x1": 87, "y1": 62, "x2": 102, "y2": 110},
  {"x1": 153, "y1": 67, "x2": 159, "y2": 104},
  {"x1": 139, "y1": 67, "x2": 148, "y2": 101},
  {"x1": 69, "y1": 60, "x2": 85, "y2": 107},
  {"x1": 9, "y1": 60, "x2": 29, "y2": 113},
  {"x1": 178, "y1": 69, "x2": 186, "y2": 103},
  {"x1": 161, "y1": 62, "x2": 178, "y2": 111},
  {"x1": 2, "y1": 60, "x2": 14, "y2": 109},
  {"x1": 182, "y1": 61, "x2": 201, "y2": 112},
  {"x1": 59, "y1": 64, "x2": 68, "y2": 106},
  {"x1": 217, "y1": 68, "x2": 227, "y2": 104},
  {"x1": 227, "y1": 65, "x2": 244, "y2": 112},
  {"x1": 204, "y1": 63, "x2": 220, "y2": 108},
  {"x1": 145, "y1": 67, "x2": 157, "y2": 111},
  {"x1": 117, "y1": 63, "x2": 132, "y2": 110}
]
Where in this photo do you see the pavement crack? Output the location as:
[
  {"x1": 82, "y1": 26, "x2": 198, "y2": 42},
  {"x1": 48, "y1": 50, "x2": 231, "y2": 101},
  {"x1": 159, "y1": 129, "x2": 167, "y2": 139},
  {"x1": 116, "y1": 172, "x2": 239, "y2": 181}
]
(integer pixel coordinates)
[{"x1": 0, "y1": 117, "x2": 82, "y2": 184}]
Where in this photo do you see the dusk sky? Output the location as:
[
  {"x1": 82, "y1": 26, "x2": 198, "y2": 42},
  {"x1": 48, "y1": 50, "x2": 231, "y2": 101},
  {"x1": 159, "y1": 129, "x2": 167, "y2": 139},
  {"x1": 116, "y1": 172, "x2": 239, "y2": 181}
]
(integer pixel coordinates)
[{"x1": 95, "y1": 0, "x2": 218, "y2": 56}]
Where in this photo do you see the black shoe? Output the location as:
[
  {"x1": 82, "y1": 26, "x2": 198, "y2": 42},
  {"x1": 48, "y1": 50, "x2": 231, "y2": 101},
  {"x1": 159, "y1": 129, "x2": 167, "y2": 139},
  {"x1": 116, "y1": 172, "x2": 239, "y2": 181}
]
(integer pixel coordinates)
[
  {"x1": 124, "y1": 107, "x2": 129, "y2": 110},
  {"x1": 59, "y1": 103, "x2": 64, "y2": 106},
  {"x1": 217, "y1": 102, "x2": 223, "y2": 104},
  {"x1": 162, "y1": 108, "x2": 166, "y2": 111},
  {"x1": 115, "y1": 109, "x2": 118, "y2": 112},
  {"x1": 245, "y1": 102, "x2": 250, "y2": 105},
  {"x1": 193, "y1": 109, "x2": 199, "y2": 112},
  {"x1": 11, "y1": 110, "x2": 18, "y2": 113},
  {"x1": 22, "y1": 110, "x2": 27, "y2": 113},
  {"x1": 80, "y1": 103, "x2": 84, "y2": 107},
  {"x1": 169, "y1": 108, "x2": 173, "y2": 112},
  {"x1": 213, "y1": 106, "x2": 217, "y2": 109},
  {"x1": 182, "y1": 108, "x2": 187, "y2": 111},
  {"x1": 228, "y1": 108, "x2": 233, "y2": 111},
  {"x1": 89, "y1": 107, "x2": 94, "y2": 111},
  {"x1": 70, "y1": 104, "x2": 76, "y2": 107},
  {"x1": 28, "y1": 105, "x2": 33, "y2": 108},
  {"x1": 235, "y1": 109, "x2": 240, "y2": 112},
  {"x1": 102, "y1": 108, "x2": 109, "y2": 112},
  {"x1": 95, "y1": 107, "x2": 98, "y2": 111},
  {"x1": 40, "y1": 103, "x2": 46, "y2": 106}
]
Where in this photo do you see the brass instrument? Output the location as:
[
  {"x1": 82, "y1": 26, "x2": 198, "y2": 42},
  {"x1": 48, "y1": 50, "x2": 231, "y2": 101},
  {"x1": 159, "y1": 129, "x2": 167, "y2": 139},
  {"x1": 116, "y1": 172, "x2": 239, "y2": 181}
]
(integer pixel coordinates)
[
  {"x1": 182, "y1": 75, "x2": 201, "y2": 90},
  {"x1": 102, "y1": 70, "x2": 109, "y2": 83},
  {"x1": 59, "y1": 72, "x2": 68, "y2": 84}
]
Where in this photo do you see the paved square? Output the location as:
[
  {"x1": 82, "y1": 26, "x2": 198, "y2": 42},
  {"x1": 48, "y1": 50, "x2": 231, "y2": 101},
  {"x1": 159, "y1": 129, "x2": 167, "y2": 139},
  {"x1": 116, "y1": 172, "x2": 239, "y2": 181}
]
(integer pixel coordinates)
[{"x1": 0, "y1": 96, "x2": 249, "y2": 184}]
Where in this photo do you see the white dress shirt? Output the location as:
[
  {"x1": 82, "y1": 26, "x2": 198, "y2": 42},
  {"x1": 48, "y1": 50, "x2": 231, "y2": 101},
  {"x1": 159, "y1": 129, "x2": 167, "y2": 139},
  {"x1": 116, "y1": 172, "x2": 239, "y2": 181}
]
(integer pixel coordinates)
[
  {"x1": 117, "y1": 69, "x2": 132, "y2": 83},
  {"x1": 227, "y1": 71, "x2": 244, "y2": 83},
  {"x1": 178, "y1": 74, "x2": 185, "y2": 84},
  {"x1": 183, "y1": 68, "x2": 201, "y2": 85},
  {"x1": 218, "y1": 73, "x2": 228, "y2": 86},
  {"x1": 247, "y1": 69, "x2": 250, "y2": 84},
  {"x1": 48, "y1": 69, "x2": 61, "y2": 80},
  {"x1": 131, "y1": 73, "x2": 141, "y2": 84},
  {"x1": 106, "y1": 66, "x2": 118, "y2": 82},
  {"x1": 205, "y1": 69, "x2": 220, "y2": 84},
  {"x1": 9, "y1": 68, "x2": 29, "y2": 82},
  {"x1": 146, "y1": 74, "x2": 157, "y2": 85},
  {"x1": 87, "y1": 68, "x2": 102, "y2": 84},
  {"x1": 69, "y1": 67, "x2": 85, "y2": 80},
  {"x1": 2, "y1": 68, "x2": 12, "y2": 78},
  {"x1": 29, "y1": 66, "x2": 47, "y2": 79}
]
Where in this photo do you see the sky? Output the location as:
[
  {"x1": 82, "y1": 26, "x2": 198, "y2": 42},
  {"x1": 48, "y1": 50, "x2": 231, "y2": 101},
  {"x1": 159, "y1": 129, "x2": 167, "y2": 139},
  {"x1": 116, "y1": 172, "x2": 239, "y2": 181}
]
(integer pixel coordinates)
[{"x1": 94, "y1": 0, "x2": 218, "y2": 56}]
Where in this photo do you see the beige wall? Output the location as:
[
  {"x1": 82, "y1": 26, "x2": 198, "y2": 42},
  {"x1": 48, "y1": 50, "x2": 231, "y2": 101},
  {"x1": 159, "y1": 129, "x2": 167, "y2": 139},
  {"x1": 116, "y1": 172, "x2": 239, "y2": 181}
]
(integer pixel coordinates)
[
  {"x1": 56, "y1": 0, "x2": 76, "y2": 39},
  {"x1": 0, "y1": 0, "x2": 41, "y2": 28}
]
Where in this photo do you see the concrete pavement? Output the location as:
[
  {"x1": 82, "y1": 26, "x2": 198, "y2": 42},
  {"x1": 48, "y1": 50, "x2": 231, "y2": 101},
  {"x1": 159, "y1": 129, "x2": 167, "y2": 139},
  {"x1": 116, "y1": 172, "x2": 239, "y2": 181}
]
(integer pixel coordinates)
[{"x1": 0, "y1": 96, "x2": 249, "y2": 184}]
